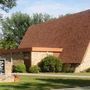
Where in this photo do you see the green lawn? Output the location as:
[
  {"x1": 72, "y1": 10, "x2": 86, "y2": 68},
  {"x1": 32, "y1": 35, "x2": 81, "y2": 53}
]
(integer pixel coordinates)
[{"x1": 0, "y1": 75, "x2": 90, "y2": 90}]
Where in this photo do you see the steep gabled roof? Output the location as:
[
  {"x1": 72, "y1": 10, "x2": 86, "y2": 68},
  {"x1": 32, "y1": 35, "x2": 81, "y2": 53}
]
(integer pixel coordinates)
[{"x1": 19, "y1": 10, "x2": 90, "y2": 63}]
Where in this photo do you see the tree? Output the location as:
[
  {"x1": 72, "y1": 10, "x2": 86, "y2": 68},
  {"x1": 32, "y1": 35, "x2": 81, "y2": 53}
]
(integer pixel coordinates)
[
  {"x1": 31, "y1": 13, "x2": 51, "y2": 24},
  {"x1": 1, "y1": 12, "x2": 32, "y2": 48},
  {"x1": 0, "y1": 37, "x2": 17, "y2": 49},
  {"x1": 0, "y1": 0, "x2": 17, "y2": 37},
  {"x1": 0, "y1": 0, "x2": 16, "y2": 12},
  {"x1": 1, "y1": 12, "x2": 52, "y2": 49}
]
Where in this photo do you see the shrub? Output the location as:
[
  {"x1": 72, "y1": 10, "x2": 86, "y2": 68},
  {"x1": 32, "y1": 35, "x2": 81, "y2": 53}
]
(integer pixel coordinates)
[
  {"x1": 38, "y1": 55, "x2": 62, "y2": 72},
  {"x1": 86, "y1": 68, "x2": 90, "y2": 72},
  {"x1": 29, "y1": 65, "x2": 40, "y2": 73},
  {"x1": 13, "y1": 64, "x2": 26, "y2": 73},
  {"x1": 62, "y1": 64, "x2": 75, "y2": 73}
]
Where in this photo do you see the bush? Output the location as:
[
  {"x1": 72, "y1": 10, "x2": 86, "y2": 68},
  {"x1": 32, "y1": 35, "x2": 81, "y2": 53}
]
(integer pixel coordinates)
[
  {"x1": 62, "y1": 64, "x2": 75, "y2": 73},
  {"x1": 29, "y1": 65, "x2": 40, "y2": 73},
  {"x1": 13, "y1": 64, "x2": 26, "y2": 73},
  {"x1": 38, "y1": 55, "x2": 62, "y2": 72},
  {"x1": 86, "y1": 68, "x2": 90, "y2": 72}
]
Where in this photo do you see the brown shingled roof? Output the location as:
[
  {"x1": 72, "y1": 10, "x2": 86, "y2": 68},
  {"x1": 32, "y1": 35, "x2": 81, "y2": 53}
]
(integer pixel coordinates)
[{"x1": 19, "y1": 10, "x2": 90, "y2": 63}]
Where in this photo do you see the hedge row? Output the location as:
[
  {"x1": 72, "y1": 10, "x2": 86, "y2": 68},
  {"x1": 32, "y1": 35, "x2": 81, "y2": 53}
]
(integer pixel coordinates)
[{"x1": 13, "y1": 55, "x2": 76, "y2": 73}]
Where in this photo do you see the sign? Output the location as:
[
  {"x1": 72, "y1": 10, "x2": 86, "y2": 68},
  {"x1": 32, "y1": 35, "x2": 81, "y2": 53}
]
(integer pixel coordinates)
[{"x1": 0, "y1": 58, "x2": 5, "y2": 74}]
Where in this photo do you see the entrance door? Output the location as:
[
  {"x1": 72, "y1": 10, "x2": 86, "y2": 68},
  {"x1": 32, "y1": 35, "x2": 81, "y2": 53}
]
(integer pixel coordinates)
[{"x1": 23, "y1": 52, "x2": 31, "y2": 72}]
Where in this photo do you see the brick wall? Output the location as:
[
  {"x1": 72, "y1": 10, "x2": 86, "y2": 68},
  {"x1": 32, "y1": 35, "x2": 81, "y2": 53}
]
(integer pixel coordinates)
[
  {"x1": 5, "y1": 60, "x2": 12, "y2": 75},
  {"x1": 31, "y1": 52, "x2": 53, "y2": 66}
]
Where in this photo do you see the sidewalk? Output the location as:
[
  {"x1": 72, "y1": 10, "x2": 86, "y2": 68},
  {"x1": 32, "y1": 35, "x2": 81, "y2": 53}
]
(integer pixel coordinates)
[{"x1": 12, "y1": 73, "x2": 90, "y2": 78}]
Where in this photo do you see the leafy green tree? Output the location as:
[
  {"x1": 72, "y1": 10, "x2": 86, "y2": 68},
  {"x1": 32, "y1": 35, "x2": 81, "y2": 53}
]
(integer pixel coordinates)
[
  {"x1": 0, "y1": 0, "x2": 16, "y2": 36},
  {"x1": 1, "y1": 12, "x2": 32, "y2": 47},
  {"x1": 0, "y1": 37, "x2": 17, "y2": 49},
  {"x1": 0, "y1": 0, "x2": 16, "y2": 12},
  {"x1": 31, "y1": 13, "x2": 51, "y2": 24},
  {"x1": 1, "y1": 12, "x2": 52, "y2": 49}
]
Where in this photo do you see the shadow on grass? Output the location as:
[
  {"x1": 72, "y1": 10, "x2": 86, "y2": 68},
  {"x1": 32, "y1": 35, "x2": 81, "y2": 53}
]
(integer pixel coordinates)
[
  {"x1": 37, "y1": 78, "x2": 90, "y2": 87},
  {"x1": 0, "y1": 78, "x2": 90, "y2": 90},
  {"x1": 0, "y1": 83, "x2": 50, "y2": 90}
]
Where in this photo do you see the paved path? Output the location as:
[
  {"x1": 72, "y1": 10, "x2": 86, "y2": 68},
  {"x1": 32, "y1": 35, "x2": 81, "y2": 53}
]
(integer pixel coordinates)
[{"x1": 12, "y1": 73, "x2": 90, "y2": 78}]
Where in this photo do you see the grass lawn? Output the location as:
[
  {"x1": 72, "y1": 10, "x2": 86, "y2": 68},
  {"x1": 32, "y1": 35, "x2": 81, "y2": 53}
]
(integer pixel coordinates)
[{"x1": 0, "y1": 75, "x2": 90, "y2": 90}]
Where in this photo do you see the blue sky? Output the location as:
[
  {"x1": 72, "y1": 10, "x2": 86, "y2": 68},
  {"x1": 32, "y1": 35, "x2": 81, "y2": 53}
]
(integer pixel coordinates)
[
  {"x1": 0, "y1": 0, "x2": 90, "y2": 33},
  {"x1": 1, "y1": 0, "x2": 90, "y2": 18}
]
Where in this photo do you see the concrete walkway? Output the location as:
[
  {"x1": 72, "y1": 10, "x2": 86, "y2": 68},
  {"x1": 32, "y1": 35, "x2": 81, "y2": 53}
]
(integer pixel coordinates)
[{"x1": 12, "y1": 73, "x2": 90, "y2": 78}]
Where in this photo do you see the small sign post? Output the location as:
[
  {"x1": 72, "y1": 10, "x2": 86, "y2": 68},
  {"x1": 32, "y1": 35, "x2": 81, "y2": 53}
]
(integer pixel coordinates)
[{"x1": 0, "y1": 58, "x2": 5, "y2": 74}]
